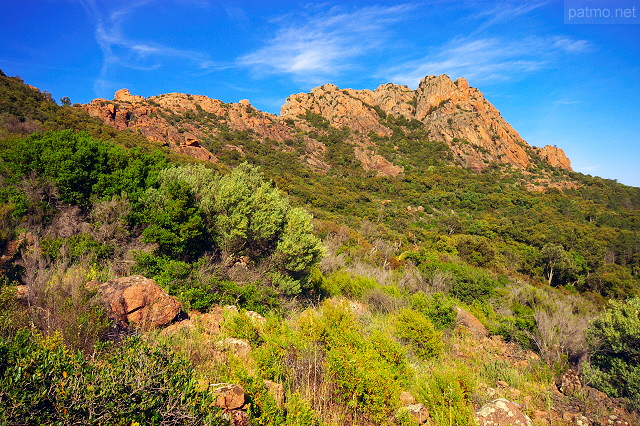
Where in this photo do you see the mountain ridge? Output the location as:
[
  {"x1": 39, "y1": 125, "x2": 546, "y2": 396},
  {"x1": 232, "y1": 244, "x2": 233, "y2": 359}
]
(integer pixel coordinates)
[{"x1": 82, "y1": 74, "x2": 571, "y2": 175}]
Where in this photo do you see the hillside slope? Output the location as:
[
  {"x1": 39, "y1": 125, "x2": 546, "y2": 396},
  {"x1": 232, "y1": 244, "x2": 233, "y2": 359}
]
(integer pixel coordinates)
[{"x1": 1, "y1": 70, "x2": 639, "y2": 426}]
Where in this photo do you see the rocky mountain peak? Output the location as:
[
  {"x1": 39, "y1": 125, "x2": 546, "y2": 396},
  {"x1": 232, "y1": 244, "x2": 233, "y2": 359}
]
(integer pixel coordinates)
[
  {"x1": 83, "y1": 75, "x2": 572, "y2": 177},
  {"x1": 281, "y1": 74, "x2": 572, "y2": 172}
]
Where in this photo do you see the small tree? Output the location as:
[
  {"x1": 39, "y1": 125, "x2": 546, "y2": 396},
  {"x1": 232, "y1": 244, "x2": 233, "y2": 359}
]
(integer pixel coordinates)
[
  {"x1": 141, "y1": 163, "x2": 323, "y2": 293},
  {"x1": 540, "y1": 243, "x2": 574, "y2": 285}
]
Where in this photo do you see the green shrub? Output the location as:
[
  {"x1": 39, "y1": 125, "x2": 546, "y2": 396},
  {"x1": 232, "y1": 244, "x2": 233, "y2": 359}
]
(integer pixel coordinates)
[
  {"x1": 284, "y1": 392, "x2": 319, "y2": 426},
  {"x1": 410, "y1": 292, "x2": 457, "y2": 330},
  {"x1": 321, "y1": 269, "x2": 377, "y2": 299},
  {"x1": 325, "y1": 339, "x2": 402, "y2": 424},
  {"x1": 421, "y1": 261, "x2": 499, "y2": 304},
  {"x1": 584, "y1": 297, "x2": 640, "y2": 410},
  {"x1": 0, "y1": 330, "x2": 225, "y2": 425},
  {"x1": 415, "y1": 366, "x2": 475, "y2": 425},
  {"x1": 394, "y1": 308, "x2": 443, "y2": 360}
]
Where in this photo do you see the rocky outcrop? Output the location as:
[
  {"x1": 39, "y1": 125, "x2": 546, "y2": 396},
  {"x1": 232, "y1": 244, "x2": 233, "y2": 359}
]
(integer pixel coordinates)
[
  {"x1": 84, "y1": 75, "x2": 572, "y2": 175},
  {"x1": 281, "y1": 75, "x2": 572, "y2": 172},
  {"x1": 475, "y1": 398, "x2": 533, "y2": 426},
  {"x1": 114, "y1": 88, "x2": 145, "y2": 103},
  {"x1": 282, "y1": 84, "x2": 392, "y2": 136},
  {"x1": 551, "y1": 370, "x2": 637, "y2": 426},
  {"x1": 212, "y1": 383, "x2": 246, "y2": 410},
  {"x1": 83, "y1": 89, "x2": 296, "y2": 163},
  {"x1": 558, "y1": 369, "x2": 582, "y2": 395},
  {"x1": 535, "y1": 145, "x2": 572, "y2": 170},
  {"x1": 354, "y1": 146, "x2": 403, "y2": 177},
  {"x1": 455, "y1": 306, "x2": 489, "y2": 338},
  {"x1": 415, "y1": 76, "x2": 534, "y2": 171},
  {"x1": 98, "y1": 275, "x2": 181, "y2": 329}
]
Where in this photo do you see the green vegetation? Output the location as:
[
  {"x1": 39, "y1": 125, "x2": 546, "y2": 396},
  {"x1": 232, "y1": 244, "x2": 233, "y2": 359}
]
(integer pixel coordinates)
[
  {"x1": 0, "y1": 330, "x2": 224, "y2": 425},
  {"x1": 0, "y1": 70, "x2": 639, "y2": 424},
  {"x1": 584, "y1": 297, "x2": 640, "y2": 409}
]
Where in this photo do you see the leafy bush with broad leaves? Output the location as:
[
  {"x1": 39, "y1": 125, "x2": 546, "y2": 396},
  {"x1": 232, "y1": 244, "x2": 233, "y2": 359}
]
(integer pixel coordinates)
[{"x1": 584, "y1": 297, "x2": 640, "y2": 410}]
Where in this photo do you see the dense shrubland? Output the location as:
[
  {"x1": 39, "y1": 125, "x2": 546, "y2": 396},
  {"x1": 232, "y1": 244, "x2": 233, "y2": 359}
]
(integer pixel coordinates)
[{"x1": 1, "y1": 70, "x2": 639, "y2": 424}]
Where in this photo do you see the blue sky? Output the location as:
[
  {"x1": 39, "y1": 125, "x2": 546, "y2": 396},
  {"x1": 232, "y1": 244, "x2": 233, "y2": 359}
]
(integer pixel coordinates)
[{"x1": 1, "y1": 0, "x2": 639, "y2": 187}]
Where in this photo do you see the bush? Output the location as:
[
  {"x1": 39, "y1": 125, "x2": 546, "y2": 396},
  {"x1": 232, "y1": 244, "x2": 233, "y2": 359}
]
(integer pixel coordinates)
[
  {"x1": 420, "y1": 261, "x2": 499, "y2": 304},
  {"x1": 141, "y1": 163, "x2": 322, "y2": 290},
  {"x1": 410, "y1": 292, "x2": 457, "y2": 330},
  {"x1": 394, "y1": 308, "x2": 443, "y2": 360},
  {"x1": 321, "y1": 269, "x2": 377, "y2": 299},
  {"x1": 414, "y1": 366, "x2": 475, "y2": 426},
  {"x1": 0, "y1": 330, "x2": 225, "y2": 425},
  {"x1": 584, "y1": 297, "x2": 640, "y2": 410}
]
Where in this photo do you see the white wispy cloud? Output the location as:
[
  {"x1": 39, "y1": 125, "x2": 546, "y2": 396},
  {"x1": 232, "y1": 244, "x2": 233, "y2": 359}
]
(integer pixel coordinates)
[
  {"x1": 237, "y1": 4, "x2": 415, "y2": 82},
  {"x1": 382, "y1": 35, "x2": 591, "y2": 88},
  {"x1": 78, "y1": 0, "x2": 217, "y2": 96},
  {"x1": 470, "y1": 1, "x2": 550, "y2": 31},
  {"x1": 577, "y1": 165, "x2": 601, "y2": 171}
]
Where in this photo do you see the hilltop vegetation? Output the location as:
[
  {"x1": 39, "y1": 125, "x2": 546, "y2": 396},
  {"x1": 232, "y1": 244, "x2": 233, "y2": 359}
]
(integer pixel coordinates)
[{"x1": 0, "y1": 70, "x2": 639, "y2": 425}]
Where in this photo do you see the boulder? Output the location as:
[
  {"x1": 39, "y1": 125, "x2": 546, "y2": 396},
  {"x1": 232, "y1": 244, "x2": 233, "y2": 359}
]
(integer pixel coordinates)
[
  {"x1": 99, "y1": 275, "x2": 181, "y2": 329},
  {"x1": 475, "y1": 398, "x2": 533, "y2": 426},
  {"x1": 14, "y1": 284, "x2": 29, "y2": 302},
  {"x1": 212, "y1": 384, "x2": 245, "y2": 410},
  {"x1": 229, "y1": 410, "x2": 249, "y2": 426},
  {"x1": 558, "y1": 369, "x2": 582, "y2": 395},
  {"x1": 399, "y1": 391, "x2": 416, "y2": 405},
  {"x1": 264, "y1": 380, "x2": 285, "y2": 407},
  {"x1": 160, "y1": 319, "x2": 194, "y2": 336},
  {"x1": 189, "y1": 309, "x2": 224, "y2": 335},
  {"x1": 455, "y1": 306, "x2": 488, "y2": 338},
  {"x1": 399, "y1": 403, "x2": 430, "y2": 424},
  {"x1": 217, "y1": 337, "x2": 252, "y2": 358}
]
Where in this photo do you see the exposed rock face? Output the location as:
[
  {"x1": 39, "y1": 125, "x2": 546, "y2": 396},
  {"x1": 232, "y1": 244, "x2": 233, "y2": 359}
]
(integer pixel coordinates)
[
  {"x1": 475, "y1": 398, "x2": 533, "y2": 426},
  {"x1": 455, "y1": 306, "x2": 489, "y2": 338},
  {"x1": 535, "y1": 145, "x2": 572, "y2": 170},
  {"x1": 415, "y1": 76, "x2": 532, "y2": 171},
  {"x1": 212, "y1": 384, "x2": 245, "y2": 410},
  {"x1": 98, "y1": 275, "x2": 181, "y2": 329},
  {"x1": 114, "y1": 88, "x2": 145, "y2": 103},
  {"x1": 354, "y1": 146, "x2": 403, "y2": 177},
  {"x1": 282, "y1": 84, "x2": 392, "y2": 136},
  {"x1": 83, "y1": 90, "x2": 296, "y2": 163},
  {"x1": 83, "y1": 75, "x2": 572, "y2": 175},
  {"x1": 282, "y1": 75, "x2": 572, "y2": 172}
]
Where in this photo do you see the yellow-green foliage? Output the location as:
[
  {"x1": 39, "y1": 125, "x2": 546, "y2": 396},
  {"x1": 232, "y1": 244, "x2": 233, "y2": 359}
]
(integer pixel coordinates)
[
  {"x1": 414, "y1": 366, "x2": 475, "y2": 425},
  {"x1": 394, "y1": 308, "x2": 443, "y2": 360},
  {"x1": 585, "y1": 297, "x2": 640, "y2": 409},
  {"x1": 0, "y1": 330, "x2": 225, "y2": 425},
  {"x1": 321, "y1": 269, "x2": 377, "y2": 298}
]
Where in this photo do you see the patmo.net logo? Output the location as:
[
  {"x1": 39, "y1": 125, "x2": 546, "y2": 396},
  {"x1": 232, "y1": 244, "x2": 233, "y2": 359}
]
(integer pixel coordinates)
[{"x1": 565, "y1": 0, "x2": 640, "y2": 24}]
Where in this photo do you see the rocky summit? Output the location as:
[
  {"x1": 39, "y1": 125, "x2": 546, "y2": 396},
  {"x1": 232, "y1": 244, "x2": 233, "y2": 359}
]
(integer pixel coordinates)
[{"x1": 83, "y1": 74, "x2": 571, "y2": 175}]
